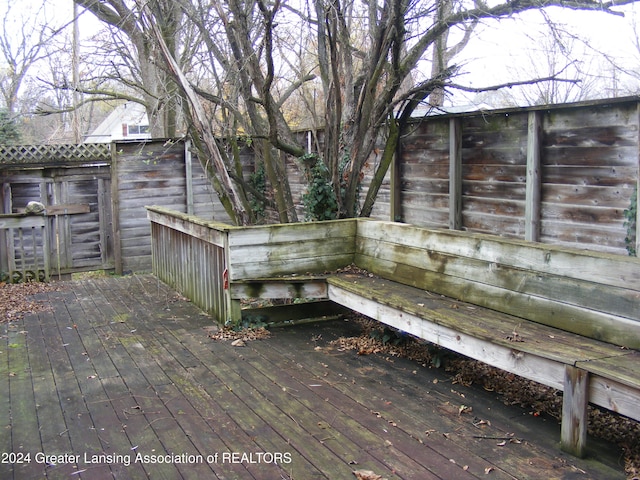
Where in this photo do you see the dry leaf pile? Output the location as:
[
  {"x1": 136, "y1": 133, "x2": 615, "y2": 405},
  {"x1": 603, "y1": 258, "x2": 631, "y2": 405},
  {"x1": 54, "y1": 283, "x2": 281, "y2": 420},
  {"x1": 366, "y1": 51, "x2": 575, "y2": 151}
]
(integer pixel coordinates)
[
  {"x1": 332, "y1": 316, "x2": 640, "y2": 479},
  {"x1": 209, "y1": 327, "x2": 271, "y2": 343},
  {"x1": 0, "y1": 281, "x2": 62, "y2": 323},
  {"x1": 333, "y1": 264, "x2": 373, "y2": 276}
]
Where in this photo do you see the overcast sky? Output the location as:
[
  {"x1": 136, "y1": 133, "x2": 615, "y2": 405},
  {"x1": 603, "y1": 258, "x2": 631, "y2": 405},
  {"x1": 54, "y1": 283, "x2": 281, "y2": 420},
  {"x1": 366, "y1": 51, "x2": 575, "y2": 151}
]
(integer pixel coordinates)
[
  {"x1": 445, "y1": 5, "x2": 640, "y2": 105},
  {"x1": 14, "y1": 0, "x2": 640, "y2": 109}
]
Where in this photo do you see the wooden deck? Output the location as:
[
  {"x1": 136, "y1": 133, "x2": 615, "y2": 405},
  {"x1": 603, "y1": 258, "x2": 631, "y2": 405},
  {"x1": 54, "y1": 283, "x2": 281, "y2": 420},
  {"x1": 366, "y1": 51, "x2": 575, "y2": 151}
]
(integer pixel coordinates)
[{"x1": 1, "y1": 274, "x2": 626, "y2": 480}]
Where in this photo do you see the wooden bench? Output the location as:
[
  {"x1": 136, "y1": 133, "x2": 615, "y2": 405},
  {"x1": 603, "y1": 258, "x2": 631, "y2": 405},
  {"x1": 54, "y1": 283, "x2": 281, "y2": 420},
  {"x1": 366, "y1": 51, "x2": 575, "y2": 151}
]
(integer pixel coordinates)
[
  {"x1": 324, "y1": 219, "x2": 640, "y2": 457},
  {"x1": 148, "y1": 208, "x2": 640, "y2": 458}
]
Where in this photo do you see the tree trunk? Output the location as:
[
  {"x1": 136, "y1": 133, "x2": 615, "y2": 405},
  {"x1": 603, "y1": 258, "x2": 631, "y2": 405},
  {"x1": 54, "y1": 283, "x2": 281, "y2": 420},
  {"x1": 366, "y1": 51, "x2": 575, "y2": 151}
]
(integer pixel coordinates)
[
  {"x1": 149, "y1": 17, "x2": 252, "y2": 225},
  {"x1": 360, "y1": 116, "x2": 399, "y2": 217}
]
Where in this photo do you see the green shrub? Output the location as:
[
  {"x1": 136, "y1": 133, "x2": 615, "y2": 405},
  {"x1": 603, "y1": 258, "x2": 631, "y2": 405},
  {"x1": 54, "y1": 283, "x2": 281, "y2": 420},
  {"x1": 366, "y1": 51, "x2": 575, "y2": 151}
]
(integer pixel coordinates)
[{"x1": 301, "y1": 154, "x2": 338, "y2": 221}]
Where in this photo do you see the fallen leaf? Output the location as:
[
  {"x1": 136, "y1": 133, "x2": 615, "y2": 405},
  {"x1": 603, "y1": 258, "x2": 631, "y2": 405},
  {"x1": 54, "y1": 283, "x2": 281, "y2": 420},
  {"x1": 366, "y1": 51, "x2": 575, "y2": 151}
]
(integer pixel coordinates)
[
  {"x1": 485, "y1": 467, "x2": 494, "y2": 474},
  {"x1": 458, "y1": 405, "x2": 472, "y2": 415},
  {"x1": 353, "y1": 469, "x2": 387, "y2": 480},
  {"x1": 231, "y1": 339, "x2": 246, "y2": 347}
]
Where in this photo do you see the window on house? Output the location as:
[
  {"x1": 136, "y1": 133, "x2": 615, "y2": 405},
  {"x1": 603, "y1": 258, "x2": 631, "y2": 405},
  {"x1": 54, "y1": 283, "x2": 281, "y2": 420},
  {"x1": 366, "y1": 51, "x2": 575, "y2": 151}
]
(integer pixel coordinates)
[{"x1": 128, "y1": 125, "x2": 150, "y2": 135}]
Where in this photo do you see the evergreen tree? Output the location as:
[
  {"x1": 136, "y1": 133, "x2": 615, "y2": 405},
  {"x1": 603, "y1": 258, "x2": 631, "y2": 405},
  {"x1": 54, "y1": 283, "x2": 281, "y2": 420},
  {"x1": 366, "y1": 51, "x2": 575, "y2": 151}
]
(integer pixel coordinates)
[{"x1": 0, "y1": 109, "x2": 21, "y2": 144}]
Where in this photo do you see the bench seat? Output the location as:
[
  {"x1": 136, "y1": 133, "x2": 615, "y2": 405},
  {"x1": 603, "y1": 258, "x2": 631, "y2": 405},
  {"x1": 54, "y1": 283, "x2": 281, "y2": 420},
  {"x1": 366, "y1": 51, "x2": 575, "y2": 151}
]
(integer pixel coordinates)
[
  {"x1": 327, "y1": 273, "x2": 640, "y2": 456},
  {"x1": 327, "y1": 273, "x2": 630, "y2": 365}
]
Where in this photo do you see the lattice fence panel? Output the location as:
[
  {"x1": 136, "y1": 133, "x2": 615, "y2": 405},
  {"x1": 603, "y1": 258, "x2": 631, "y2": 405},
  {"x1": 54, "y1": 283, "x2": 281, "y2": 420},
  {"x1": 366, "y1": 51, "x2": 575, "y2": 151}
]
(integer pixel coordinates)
[{"x1": 0, "y1": 143, "x2": 111, "y2": 166}]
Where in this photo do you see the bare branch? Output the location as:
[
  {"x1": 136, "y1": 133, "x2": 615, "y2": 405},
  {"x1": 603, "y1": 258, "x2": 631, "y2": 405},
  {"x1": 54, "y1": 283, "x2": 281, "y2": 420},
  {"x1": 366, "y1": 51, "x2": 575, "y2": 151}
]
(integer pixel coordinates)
[
  {"x1": 34, "y1": 95, "x2": 131, "y2": 115},
  {"x1": 448, "y1": 75, "x2": 582, "y2": 94}
]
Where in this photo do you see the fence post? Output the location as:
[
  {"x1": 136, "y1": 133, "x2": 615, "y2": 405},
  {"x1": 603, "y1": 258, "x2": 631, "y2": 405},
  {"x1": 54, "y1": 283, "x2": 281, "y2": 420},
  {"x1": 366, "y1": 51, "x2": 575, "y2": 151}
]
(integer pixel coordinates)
[
  {"x1": 525, "y1": 111, "x2": 542, "y2": 242},
  {"x1": 185, "y1": 139, "x2": 194, "y2": 215},
  {"x1": 110, "y1": 143, "x2": 123, "y2": 275},
  {"x1": 223, "y1": 229, "x2": 242, "y2": 325},
  {"x1": 449, "y1": 118, "x2": 462, "y2": 230}
]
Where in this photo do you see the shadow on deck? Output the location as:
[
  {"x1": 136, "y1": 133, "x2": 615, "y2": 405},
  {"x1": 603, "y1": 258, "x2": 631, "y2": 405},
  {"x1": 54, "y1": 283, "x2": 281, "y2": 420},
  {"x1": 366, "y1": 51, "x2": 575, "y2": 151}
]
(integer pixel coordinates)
[{"x1": 1, "y1": 274, "x2": 625, "y2": 479}]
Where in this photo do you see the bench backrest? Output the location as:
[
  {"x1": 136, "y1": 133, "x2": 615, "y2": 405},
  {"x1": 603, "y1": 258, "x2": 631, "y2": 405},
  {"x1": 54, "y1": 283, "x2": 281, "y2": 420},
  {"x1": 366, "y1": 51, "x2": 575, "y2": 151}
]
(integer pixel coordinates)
[
  {"x1": 354, "y1": 219, "x2": 640, "y2": 349},
  {"x1": 227, "y1": 219, "x2": 356, "y2": 279}
]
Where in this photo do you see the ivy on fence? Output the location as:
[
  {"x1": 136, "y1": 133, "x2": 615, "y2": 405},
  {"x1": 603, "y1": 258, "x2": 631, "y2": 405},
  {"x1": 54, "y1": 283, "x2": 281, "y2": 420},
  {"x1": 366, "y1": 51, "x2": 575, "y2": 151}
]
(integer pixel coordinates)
[{"x1": 624, "y1": 185, "x2": 637, "y2": 256}]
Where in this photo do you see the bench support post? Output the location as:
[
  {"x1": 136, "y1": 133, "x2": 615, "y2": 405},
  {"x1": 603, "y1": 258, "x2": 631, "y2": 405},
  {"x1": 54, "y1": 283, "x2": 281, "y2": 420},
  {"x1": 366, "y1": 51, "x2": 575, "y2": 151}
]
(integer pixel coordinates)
[{"x1": 561, "y1": 365, "x2": 589, "y2": 457}]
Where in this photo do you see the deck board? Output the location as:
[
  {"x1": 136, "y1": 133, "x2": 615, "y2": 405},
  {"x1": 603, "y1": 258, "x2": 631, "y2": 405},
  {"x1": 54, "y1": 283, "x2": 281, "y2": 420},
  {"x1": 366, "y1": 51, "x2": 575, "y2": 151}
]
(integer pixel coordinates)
[{"x1": 0, "y1": 274, "x2": 626, "y2": 479}]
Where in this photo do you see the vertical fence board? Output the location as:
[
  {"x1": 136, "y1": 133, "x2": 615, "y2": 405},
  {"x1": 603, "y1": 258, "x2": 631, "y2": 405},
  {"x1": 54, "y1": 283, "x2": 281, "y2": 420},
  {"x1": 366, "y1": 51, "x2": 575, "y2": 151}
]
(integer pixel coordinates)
[{"x1": 449, "y1": 118, "x2": 462, "y2": 230}]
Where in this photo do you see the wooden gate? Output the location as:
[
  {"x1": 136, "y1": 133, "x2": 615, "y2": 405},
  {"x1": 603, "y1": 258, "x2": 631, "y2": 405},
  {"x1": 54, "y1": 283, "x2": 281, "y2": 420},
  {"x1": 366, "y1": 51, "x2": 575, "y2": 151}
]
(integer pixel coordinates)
[
  {"x1": 0, "y1": 213, "x2": 50, "y2": 282},
  {"x1": 1, "y1": 144, "x2": 114, "y2": 280}
]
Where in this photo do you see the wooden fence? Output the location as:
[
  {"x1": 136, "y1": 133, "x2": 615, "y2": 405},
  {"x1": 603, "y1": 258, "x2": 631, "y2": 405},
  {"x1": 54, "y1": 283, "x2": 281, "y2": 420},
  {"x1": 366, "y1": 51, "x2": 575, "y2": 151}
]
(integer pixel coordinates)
[
  {"x1": 2, "y1": 97, "x2": 639, "y2": 284},
  {"x1": 0, "y1": 140, "x2": 225, "y2": 280},
  {"x1": 192, "y1": 97, "x2": 639, "y2": 256},
  {"x1": 109, "y1": 139, "x2": 229, "y2": 273},
  {"x1": 393, "y1": 97, "x2": 640, "y2": 255}
]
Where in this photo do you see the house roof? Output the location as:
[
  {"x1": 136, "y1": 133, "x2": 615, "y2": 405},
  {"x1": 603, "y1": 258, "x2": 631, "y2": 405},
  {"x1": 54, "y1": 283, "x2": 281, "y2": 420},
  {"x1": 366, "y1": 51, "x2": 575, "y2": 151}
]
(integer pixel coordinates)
[{"x1": 83, "y1": 101, "x2": 150, "y2": 143}]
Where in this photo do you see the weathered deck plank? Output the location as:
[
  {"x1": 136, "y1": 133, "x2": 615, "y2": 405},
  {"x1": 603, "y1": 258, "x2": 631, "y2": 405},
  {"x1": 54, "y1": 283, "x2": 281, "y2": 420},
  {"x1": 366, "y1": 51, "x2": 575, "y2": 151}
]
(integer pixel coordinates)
[
  {"x1": 0, "y1": 274, "x2": 626, "y2": 480},
  {"x1": 179, "y1": 328, "x2": 414, "y2": 479},
  {"x1": 216, "y1": 335, "x2": 452, "y2": 479},
  {"x1": 76, "y1": 280, "x2": 216, "y2": 480},
  {"x1": 7, "y1": 322, "x2": 47, "y2": 480},
  {"x1": 240, "y1": 334, "x2": 491, "y2": 479},
  {"x1": 261, "y1": 324, "x2": 583, "y2": 480},
  {"x1": 98, "y1": 275, "x2": 294, "y2": 480}
]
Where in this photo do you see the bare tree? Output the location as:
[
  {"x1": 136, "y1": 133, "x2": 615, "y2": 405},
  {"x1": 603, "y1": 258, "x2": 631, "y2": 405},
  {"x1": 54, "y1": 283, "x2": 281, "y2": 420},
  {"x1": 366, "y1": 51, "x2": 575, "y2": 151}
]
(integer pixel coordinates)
[
  {"x1": 118, "y1": 0, "x2": 640, "y2": 223},
  {"x1": 71, "y1": 0, "x2": 190, "y2": 138},
  {"x1": 428, "y1": 0, "x2": 479, "y2": 107},
  {"x1": 497, "y1": 13, "x2": 606, "y2": 105},
  {"x1": 598, "y1": 7, "x2": 640, "y2": 95},
  {"x1": 0, "y1": 0, "x2": 68, "y2": 132}
]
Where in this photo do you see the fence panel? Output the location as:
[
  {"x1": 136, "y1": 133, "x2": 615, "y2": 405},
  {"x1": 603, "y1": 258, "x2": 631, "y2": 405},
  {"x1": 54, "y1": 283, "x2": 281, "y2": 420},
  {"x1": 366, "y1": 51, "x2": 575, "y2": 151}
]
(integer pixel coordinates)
[{"x1": 398, "y1": 98, "x2": 640, "y2": 255}]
